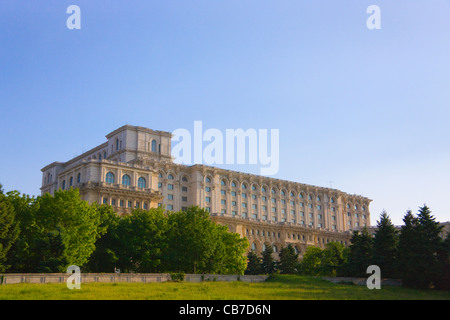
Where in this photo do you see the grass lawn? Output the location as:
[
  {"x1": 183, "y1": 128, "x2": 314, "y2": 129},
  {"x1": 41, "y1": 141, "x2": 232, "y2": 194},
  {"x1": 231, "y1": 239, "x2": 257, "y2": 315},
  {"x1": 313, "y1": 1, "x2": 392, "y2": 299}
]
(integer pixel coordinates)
[{"x1": 0, "y1": 275, "x2": 448, "y2": 300}]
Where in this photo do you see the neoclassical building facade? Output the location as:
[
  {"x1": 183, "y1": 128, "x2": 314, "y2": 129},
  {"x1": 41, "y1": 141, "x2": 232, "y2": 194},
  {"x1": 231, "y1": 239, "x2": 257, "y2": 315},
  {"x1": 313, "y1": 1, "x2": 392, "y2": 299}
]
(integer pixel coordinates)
[{"x1": 41, "y1": 125, "x2": 372, "y2": 257}]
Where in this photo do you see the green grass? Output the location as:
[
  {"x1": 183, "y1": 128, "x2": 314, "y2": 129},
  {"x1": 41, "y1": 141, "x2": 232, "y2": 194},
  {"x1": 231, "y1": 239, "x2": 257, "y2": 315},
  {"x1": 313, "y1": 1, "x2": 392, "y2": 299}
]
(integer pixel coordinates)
[{"x1": 0, "y1": 275, "x2": 448, "y2": 300}]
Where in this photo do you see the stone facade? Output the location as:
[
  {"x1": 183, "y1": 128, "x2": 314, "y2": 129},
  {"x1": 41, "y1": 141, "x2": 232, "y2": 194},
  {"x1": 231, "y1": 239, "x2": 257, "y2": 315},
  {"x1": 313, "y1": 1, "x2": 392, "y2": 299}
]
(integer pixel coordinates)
[{"x1": 41, "y1": 125, "x2": 372, "y2": 257}]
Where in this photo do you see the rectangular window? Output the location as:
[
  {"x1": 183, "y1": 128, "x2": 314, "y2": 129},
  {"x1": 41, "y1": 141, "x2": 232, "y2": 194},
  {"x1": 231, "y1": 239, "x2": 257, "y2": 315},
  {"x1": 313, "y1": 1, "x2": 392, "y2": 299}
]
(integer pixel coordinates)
[
  {"x1": 221, "y1": 209, "x2": 226, "y2": 214},
  {"x1": 221, "y1": 189, "x2": 226, "y2": 195},
  {"x1": 231, "y1": 191, "x2": 236, "y2": 197},
  {"x1": 128, "y1": 201, "x2": 132, "y2": 208},
  {"x1": 158, "y1": 182, "x2": 162, "y2": 188},
  {"x1": 168, "y1": 194, "x2": 173, "y2": 200},
  {"x1": 182, "y1": 186, "x2": 188, "y2": 192},
  {"x1": 103, "y1": 198, "x2": 108, "y2": 204},
  {"x1": 181, "y1": 196, "x2": 187, "y2": 202},
  {"x1": 168, "y1": 184, "x2": 174, "y2": 190},
  {"x1": 221, "y1": 199, "x2": 226, "y2": 205},
  {"x1": 252, "y1": 204, "x2": 257, "y2": 209},
  {"x1": 205, "y1": 187, "x2": 211, "y2": 192},
  {"x1": 232, "y1": 201, "x2": 236, "y2": 206},
  {"x1": 167, "y1": 204, "x2": 174, "y2": 211},
  {"x1": 242, "y1": 193, "x2": 247, "y2": 198},
  {"x1": 120, "y1": 200, "x2": 124, "y2": 207},
  {"x1": 205, "y1": 196, "x2": 211, "y2": 203},
  {"x1": 242, "y1": 203, "x2": 247, "y2": 208}
]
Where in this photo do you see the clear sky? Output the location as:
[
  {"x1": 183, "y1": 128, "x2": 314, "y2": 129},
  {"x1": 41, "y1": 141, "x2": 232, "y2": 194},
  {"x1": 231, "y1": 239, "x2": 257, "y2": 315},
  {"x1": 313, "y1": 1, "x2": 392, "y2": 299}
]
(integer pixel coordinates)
[{"x1": 1, "y1": 1, "x2": 449, "y2": 226}]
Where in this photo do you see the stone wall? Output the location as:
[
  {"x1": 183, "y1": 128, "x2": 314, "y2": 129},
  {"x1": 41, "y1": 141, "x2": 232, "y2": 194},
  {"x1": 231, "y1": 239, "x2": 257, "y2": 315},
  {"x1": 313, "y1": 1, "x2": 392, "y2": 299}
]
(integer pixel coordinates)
[
  {"x1": 0, "y1": 273, "x2": 268, "y2": 285},
  {"x1": 321, "y1": 276, "x2": 402, "y2": 286}
]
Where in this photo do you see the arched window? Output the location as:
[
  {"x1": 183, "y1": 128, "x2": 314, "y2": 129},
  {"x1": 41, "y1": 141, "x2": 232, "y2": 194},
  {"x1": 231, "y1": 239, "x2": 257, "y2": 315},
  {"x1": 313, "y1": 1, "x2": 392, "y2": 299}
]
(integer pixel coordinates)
[
  {"x1": 261, "y1": 186, "x2": 266, "y2": 193},
  {"x1": 251, "y1": 243, "x2": 256, "y2": 251},
  {"x1": 205, "y1": 176, "x2": 211, "y2": 183},
  {"x1": 151, "y1": 140, "x2": 157, "y2": 152},
  {"x1": 221, "y1": 179, "x2": 226, "y2": 186},
  {"x1": 122, "y1": 174, "x2": 131, "y2": 186},
  {"x1": 62, "y1": 180, "x2": 66, "y2": 190},
  {"x1": 103, "y1": 151, "x2": 107, "y2": 159},
  {"x1": 106, "y1": 172, "x2": 115, "y2": 184},
  {"x1": 77, "y1": 173, "x2": 81, "y2": 183},
  {"x1": 69, "y1": 177, "x2": 73, "y2": 187},
  {"x1": 231, "y1": 181, "x2": 237, "y2": 187},
  {"x1": 116, "y1": 138, "x2": 119, "y2": 151},
  {"x1": 138, "y1": 177, "x2": 146, "y2": 188},
  {"x1": 168, "y1": 174, "x2": 174, "y2": 180}
]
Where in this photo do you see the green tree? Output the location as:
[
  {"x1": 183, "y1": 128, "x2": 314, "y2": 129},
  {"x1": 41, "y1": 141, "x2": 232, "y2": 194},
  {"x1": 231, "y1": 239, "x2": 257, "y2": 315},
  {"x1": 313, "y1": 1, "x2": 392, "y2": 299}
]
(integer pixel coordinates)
[
  {"x1": 116, "y1": 207, "x2": 168, "y2": 273},
  {"x1": 298, "y1": 246, "x2": 324, "y2": 276},
  {"x1": 85, "y1": 204, "x2": 121, "y2": 272},
  {"x1": 34, "y1": 226, "x2": 69, "y2": 273},
  {"x1": 245, "y1": 250, "x2": 262, "y2": 275},
  {"x1": 0, "y1": 190, "x2": 20, "y2": 272},
  {"x1": 278, "y1": 244, "x2": 299, "y2": 274},
  {"x1": 31, "y1": 188, "x2": 101, "y2": 271},
  {"x1": 164, "y1": 206, "x2": 217, "y2": 273},
  {"x1": 343, "y1": 227, "x2": 373, "y2": 277},
  {"x1": 397, "y1": 210, "x2": 419, "y2": 287},
  {"x1": 4, "y1": 190, "x2": 38, "y2": 272},
  {"x1": 260, "y1": 243, "x2": 276, "y2": 274},
  {"x1": 372, "y1": 211, "x2": 398, "y2": 278},
  {"x1": 398, "y1": 206, "x2": 444, "y2": 289},
  {"x1": 213, "y1": 229, "x2": 249, "y2": 274},
  {"x1": 435, "y1": 235, "x2": 450, "y2": 290},
  {"x1": 164, "y1": 206, "x2": 248, "y2": 274},
  {"x1": 322, "y1": 242, "x2": 347, "y2": 276}
]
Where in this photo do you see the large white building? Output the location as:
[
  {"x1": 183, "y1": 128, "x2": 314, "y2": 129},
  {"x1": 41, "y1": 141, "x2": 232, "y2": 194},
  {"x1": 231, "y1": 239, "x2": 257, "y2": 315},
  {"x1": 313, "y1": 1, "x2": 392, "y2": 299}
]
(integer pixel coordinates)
[{"x1": 41, "y1": 125, "x2": 372, "y2": 256}]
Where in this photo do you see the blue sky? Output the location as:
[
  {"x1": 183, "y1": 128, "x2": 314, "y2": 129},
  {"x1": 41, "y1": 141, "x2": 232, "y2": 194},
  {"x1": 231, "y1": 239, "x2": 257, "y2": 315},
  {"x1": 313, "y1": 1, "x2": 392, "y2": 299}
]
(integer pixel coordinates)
[{"x1": 1, "y1": 1, "x2": 449, "y2": 225}]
